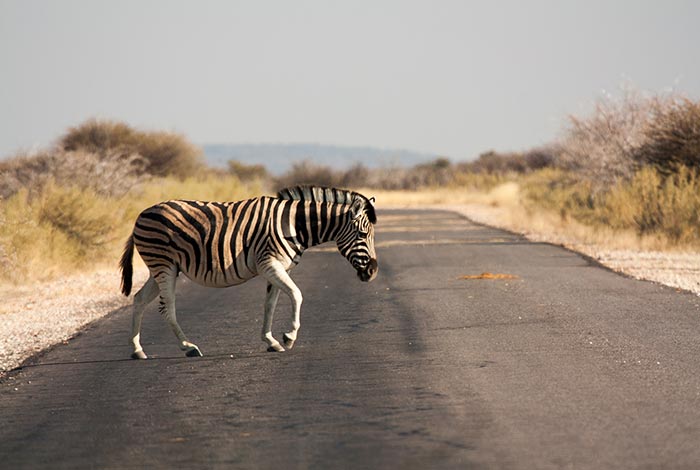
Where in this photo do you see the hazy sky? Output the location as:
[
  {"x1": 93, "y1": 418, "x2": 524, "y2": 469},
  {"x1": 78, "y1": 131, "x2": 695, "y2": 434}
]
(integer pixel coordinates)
[{"x1": 1, "y1": 0, "x2": 699, "y2": 161}]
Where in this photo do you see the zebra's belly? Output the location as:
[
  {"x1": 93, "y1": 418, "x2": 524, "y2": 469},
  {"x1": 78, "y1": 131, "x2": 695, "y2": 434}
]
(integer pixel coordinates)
[{"x1": 179, "y1": 265, "x2": 258, "y2": 288}]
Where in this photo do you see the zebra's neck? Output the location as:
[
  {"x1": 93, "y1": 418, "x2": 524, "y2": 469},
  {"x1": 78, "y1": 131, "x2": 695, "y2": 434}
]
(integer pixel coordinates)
[{"x1": 292, "y1": 200, "x2": 348, "y2": 249}]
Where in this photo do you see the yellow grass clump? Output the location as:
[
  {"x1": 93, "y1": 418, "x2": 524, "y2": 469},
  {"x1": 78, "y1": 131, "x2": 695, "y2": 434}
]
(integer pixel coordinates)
[
  {"x1": 522, "y1": 166, "x2": 700, "y2": 247},
  {"x1": 0, "y1": 174, "x2": 265, "y2": 284}
]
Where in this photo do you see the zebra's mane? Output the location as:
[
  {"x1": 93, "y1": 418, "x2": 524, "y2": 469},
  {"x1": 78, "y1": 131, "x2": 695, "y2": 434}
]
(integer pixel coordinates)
[{"x1": 276, "y1": 185, "x2": 376, "y2": 223}]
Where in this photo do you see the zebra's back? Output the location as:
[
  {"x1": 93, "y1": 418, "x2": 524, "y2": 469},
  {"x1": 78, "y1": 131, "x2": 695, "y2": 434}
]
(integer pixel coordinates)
[{"x1": 133, "y1": 197, "x2": 277, "y2": 287}]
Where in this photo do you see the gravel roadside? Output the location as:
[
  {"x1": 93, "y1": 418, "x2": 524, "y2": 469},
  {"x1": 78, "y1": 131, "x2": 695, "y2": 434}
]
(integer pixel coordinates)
[
  {"x1": 1, "y1": 204, "x2": 698, "y2": 376},
  {"x1": 0, "y1": 267, "x2": 149, "y2": 375}
]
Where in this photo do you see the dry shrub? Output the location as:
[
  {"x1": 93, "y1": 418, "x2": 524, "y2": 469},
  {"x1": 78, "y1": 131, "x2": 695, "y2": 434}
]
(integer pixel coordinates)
[
  {"x1": 555, "y1": 86, "x2": 700, "y2": 189},
  {"x1": 522, "y1": 169, "x2": 598, "y2": 223},
  {"x1": 523, "y1": 166, "x2": 700, "y2": 246},
  {"x1": 636, "y1": 98, "x2": 700, "y2": 173},
  {"x1": 466, "y1": 147, "x2": 558, "y2": 175},
  {"x1": 556, "y1": 87, "x2": 661, "y2": 187},
  {"x1": 517, "y1": 86, "x2": 700, "y2": 246},
  {"x1": 602, "y1": 166, "x2": 700, "y2": 243},
  {"x1": 273, "y1": 158, "x2": 493, "y2": 191},
  {"x1": 60, "y1": 118, "x2": 203, "y2": 178},
  {"x1": 0, "y1": 184, "x2": 124, "y2": 282},
  {"x1": 349, "y1": 165, "x2": 411, "y2": 190},
  {"x1": 0, "y1": 118, "x2": 204, "y2": 200},
  {"x1": 38, "y1": 183, "x2": 120, "y2": 253},
  {"x1": 228, "y1": 160, "x2": 271, "y2": 181},
  {"x1": 402, "y1": 158, "x2": 454, "y2": 187},
  {"x1": 274, "y1": 160, "x2": 342, "y2": 189},
  {"x1": 0, "y1": 149, "x2": 144, "y2": 199},
  {"x1": 0, "y1": 120, "x2": 261, "y2": 284},
  {"x1": 0, "y1": 173, "x2": 263, "y2": 284}
]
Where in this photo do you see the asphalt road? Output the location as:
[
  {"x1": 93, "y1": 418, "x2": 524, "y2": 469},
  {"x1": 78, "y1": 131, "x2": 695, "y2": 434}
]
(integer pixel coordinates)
[{"x1": 3, "y1": 209, "x2": 700, "y2": 469}]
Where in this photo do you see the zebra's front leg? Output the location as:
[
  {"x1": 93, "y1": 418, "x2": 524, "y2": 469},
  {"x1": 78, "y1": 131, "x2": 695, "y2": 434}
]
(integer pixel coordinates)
[
  {"x1": 282, "y1": 291, "x2": 302, "y2": 350},
  {"x1": 156, "y1": 272, "x2": 202, "y2": 358},
  {"x1": 261, "y1": 262, "x2": 302, "y2": 351},
  {"x1": 263, "y1": 283, "x2": 285, "y2": 352}
]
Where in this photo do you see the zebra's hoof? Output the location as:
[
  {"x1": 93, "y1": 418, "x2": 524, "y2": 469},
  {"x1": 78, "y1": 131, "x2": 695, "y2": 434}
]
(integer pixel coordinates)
[
  {"x1": 131, "y1": 350, "x2": 148, "y2": 360},
  {"x1": 185, "y1": 346, "x2": 203, "y2": 357},
  {"x1": 283, "y1": 334, "x2": 296, "y2": 350},
  {"x1": 266, "y1": 344, "x2": 285, "y2": 352}
]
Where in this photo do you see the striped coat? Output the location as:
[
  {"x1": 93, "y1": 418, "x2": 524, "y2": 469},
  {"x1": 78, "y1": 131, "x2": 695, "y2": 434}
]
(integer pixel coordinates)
[{"x1": 120, "y1": 186, "x2": 377, "y2": 359}]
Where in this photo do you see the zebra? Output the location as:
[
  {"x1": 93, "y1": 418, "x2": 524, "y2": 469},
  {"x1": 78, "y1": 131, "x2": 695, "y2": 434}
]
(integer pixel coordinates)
[{"x1": 119, "y1": 185, "x2": 378, "y2": 359}]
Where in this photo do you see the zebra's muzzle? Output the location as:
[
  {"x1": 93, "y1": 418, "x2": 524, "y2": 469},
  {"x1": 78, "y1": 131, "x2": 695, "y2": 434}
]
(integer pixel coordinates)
[{"x1": 357, "y1": 258, "x2": 378, "y2": 282}]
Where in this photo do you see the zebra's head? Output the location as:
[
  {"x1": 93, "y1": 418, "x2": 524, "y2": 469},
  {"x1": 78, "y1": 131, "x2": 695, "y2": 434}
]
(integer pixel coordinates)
[{"x1": 337, "y1": 194, "x2": 378, "y2": 282}]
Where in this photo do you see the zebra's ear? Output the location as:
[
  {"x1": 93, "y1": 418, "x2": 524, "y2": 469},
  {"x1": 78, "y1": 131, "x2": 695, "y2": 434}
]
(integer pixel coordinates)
[
  {"x1": 366, "y1": 198, "x2": 377, "y2": 224},
  {"x1": 350, "y1": 196, "x2": 364, "y2": 220}
]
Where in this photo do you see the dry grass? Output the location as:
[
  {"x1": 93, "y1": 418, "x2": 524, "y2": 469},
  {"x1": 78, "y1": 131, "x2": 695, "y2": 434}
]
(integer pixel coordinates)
[
  {"x1": 365, "y1": 180, "x2": 519, "y2": 208},
  {"x1": 369, "y1": 164, "x2": 699, "y2": 254},
  {"x1": 0, "y1": 174, "x2": 263, "y2": 285},
  {"x1": 0, "y1": 119, "x2": 267, "y2": 285},
  {"x1": 3, "y1": 89, "x2": 699, "y2": 287},
  {"x1": 522, "y1": 166, "x2": 700, "y2": 247}
]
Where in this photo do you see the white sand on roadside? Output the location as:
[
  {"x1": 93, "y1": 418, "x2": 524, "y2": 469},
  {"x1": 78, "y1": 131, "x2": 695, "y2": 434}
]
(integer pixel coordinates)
[{"x1": 0, "y1": 267, "x2": 149, "y2": 374}]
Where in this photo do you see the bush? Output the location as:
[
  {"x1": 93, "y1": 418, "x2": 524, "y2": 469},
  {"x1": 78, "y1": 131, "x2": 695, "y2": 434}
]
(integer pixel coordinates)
[
  {"x1": 522, "y1": 169, "x2": 597, "y2": 223},
  {"x1": 635, "y1": 98, "x2": 700, "y2": 173},
  {"x1": 228, "y1": 160, "x2": 271, "y2": 182},
  {"x1": 0, "y1": 149, "x2": 143, "y2": 199},
  {"x1": 0, "y1": 184, "x2": 123, "y2": 282},
  {"x1": 523, "y1": 166, "x2": 700, "y2": 245},
  {"x1": 0, "y1": 120, "x2": 266, "y2": 284},
  {"x1": 554, "y1": 86, "x2": 700, "y2": 189},
  {"x1": 0, "y1": 118, "x2": 209, "y2": 200},
  {"x1": 272, "y1": 157, "x2": 518, "y2": 191},
  {"x1": 60, "y1": 119, "x2": 203, "y2": 178},
  {"x1": 556, "y1": 87, "x2": 660, "y2": 187},
  {"x1": 602, "y1": 166, "x2": 700, "y2": 243},
  {"x1": 465, "y1": 147, "x2": 558, "y2": 175},
  {"x1": 0, "y1": 173, "x2": 264, "y2": 284},
  {"x1": 274, "y1": 160, "x2": 342, "y2": 189}
]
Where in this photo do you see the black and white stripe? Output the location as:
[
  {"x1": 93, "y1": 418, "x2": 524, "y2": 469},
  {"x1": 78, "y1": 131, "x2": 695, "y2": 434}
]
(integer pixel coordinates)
[{"x1": 120, "y1": 185, "x2": 377, "y2": 359}]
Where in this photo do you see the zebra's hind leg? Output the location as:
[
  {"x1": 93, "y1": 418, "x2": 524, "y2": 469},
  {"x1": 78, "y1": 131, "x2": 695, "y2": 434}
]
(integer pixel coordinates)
[
  {"x1": 130, "y1": 276, "x2": 159, "y2": 359},
  {"x1": 155, "y1": 270, "x2": 203, "y2": 358}
]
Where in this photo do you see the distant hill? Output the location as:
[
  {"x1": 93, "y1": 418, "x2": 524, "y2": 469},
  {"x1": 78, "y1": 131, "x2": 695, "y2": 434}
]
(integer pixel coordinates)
[{"x1": 202, "y1": 143, "x2": 437, "y2": 175}]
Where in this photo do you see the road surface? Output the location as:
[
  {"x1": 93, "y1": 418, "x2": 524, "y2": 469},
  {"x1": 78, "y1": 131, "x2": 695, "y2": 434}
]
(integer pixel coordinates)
[{"x1": 3, "y1": 209, "x2": 700, "y2": 469}]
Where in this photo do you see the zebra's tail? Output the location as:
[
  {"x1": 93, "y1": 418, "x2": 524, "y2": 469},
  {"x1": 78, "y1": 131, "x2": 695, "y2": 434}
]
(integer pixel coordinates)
[{"x1": 120, "y1": 234, "x2": 135, "y2": 296}]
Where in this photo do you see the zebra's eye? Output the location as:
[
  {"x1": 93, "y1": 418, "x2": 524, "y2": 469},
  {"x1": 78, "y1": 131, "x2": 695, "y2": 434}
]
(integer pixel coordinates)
[{"x1": 358, "y1": 230, "x2": 369, "y2": 239}]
